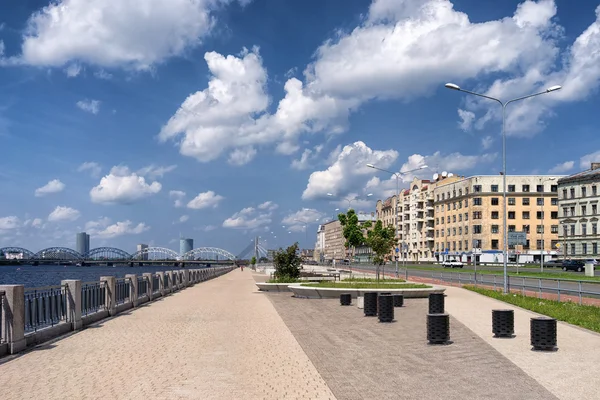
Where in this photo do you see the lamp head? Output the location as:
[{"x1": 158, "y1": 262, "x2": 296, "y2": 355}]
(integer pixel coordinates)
[
  {"x1": 366, "y1": 193, "x2": 373, "y2": 197},
  {"x1": 326, "y1": 193, "x2": 333, "y2": 197},
  {"x1": 366, "y1": 163, "x2": 375, "y2": 168},
  {"x1": 445, "y1": 83, "x2": 461, "y2": 91},
  {"x1": 420, "y1": 165, "x2": 429, "y2": 170},
  {"x1": 546, "y1": 85, "x2": 562, "y2": 93}
]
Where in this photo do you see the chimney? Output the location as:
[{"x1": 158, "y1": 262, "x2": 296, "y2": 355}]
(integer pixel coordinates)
[
  {"x1": 499, "y1": 172, "x2": 504, "y2": 175},
  {"x1": 592, "y1": 163, "x2": 600, "y2": 171}
]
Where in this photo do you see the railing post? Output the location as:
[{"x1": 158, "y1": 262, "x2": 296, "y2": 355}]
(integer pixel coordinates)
[
  {"x1": 143, "y1": 273, "x2": 153, "y2": 301},
  {"x1": 167, "y1": 271, "x2": 174, "y2": 292},
  {"x1": 578, "y1": 281, "x2": 583, "y2": 305},
  {"x1": 0, "y1": 285, "x2": 27, "y2": 354},
  {"x1": 125, "y1": 274, "x2": 138, "y2": 307},
  {"x1": 557, "y1": 280, "x2": 561, "y2": 302},
  {"x1": 61, "y1": 280, "x2": 82, "y2": 331},
  {"x1": 100, "y1": 276, "x2": 116, "y2": 316},
  {"x1": 157, "y1": 272, "x2": 166, "y2": 296}
]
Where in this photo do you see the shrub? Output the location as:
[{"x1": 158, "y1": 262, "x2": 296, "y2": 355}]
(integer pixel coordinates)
[{"x1": 273, "y1": 242, "x2": 302, "y2": 279}]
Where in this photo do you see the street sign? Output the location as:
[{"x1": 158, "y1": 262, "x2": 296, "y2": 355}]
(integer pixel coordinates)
[
  {"x1": 395, "y1": 247, "x2": 399, "y2": 253},
  {"x1": 507, "y1": 231, "x2": 527, "y2": 246}
]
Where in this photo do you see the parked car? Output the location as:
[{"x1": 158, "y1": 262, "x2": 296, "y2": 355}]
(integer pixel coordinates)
[
  {"x1": 442, "y1": 259, "x2": 464, "y2": 268},
  {"x1": 543, "y1": 259, "x2": 562, "y2": 268},
  {"x1": 562, "y1": 260, "x2": 585, "y2": 272}
]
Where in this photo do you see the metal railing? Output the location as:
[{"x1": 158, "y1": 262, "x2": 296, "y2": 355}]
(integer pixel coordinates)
[
  {"x1": 173, "y1": 274, "x2": 179, "y2": 291},
  {"x1": 0, "y1": 291, "x2": 5, "y2": 344},
  {"x1": 137, "y1": 276, "x2": 148, "y2": 299},
  {"x1": 24, "y1": 285, "x2": 69, "y2": 333},
  {"x1": 115, "y1": 278, "x2": 131, "y2": 305},
  {"x1": 152, "y1": 275, "x2": 160, "y2": 294},
  {"x1": 425, "y1": 271, "x2": 600, "y2": 305},
  {"x1": 163, "y1": 274, "x2": 169, "y2": 290},
  {"x1": 81, "y1": 282, "x2": 107, "y2": 316}
]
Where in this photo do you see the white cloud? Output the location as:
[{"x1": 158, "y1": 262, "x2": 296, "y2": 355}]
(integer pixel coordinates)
[
  {"x1": 169, "y1": 190, "x2": 186, "y2": 207},
  {"x1": 187, "y1": 190, "x2": 224, "y2": 209},
  {"x1": 228, "y1": 147, "x2": 257, "y2": 166},
  {"x1": 35, "y1": 179, "x2": 65, "y2": 197},
  {"x1": 85, "y1": 217, "x2": 149, "y2": 239},
  {"x1": 31, "y1": 218, "x2": 43, "y2": 228},
  {"x1": 400, "y1": 151, "x2": 497, "y2": 177},
  {"x1": 580, "y1": 150, "x2": 600, "y2": 169},
  {"x1": 3, "y1": 0, "x2": 249, "y2": 71},
  {"x1": 548, "y1": 161, "x2": 574, "y2": 173},
  {"x1": 291, "y1": 144, "x2": 325, "y2": 170},
  {"x1": 195, "y1": 224, "x2": 217, "y2": 232},
  {"x1": 76, "y1": 99, "x2": 101, "y2": 114},
  {"x1": 64, "y1": 63, "x2": 82, "y2": 77},
  {"x1": 302, "y1": 141, "x2": 398, "y2": 200},
  {"x1": 0, "y1": 216, "x2": 20, "y2": 231},
  {"x1": 94, "y1": 69, "x2": 113, "y2": 80},
  {"x1": 48, "y1": 206, "x2": 80, "y2": 222},
  {"x1": 136, "y1": 164, "x2": 177, "y2": 179},
  {"x1": 481, "y1": 136, "x2": 494, "y2": 150},
  {"x1": 178, "y1": 215, "x2": 190, "y2": 223},
  {"x1": 281, "y1": 208, "x2": 325, "y2": 233},
  {"x1": 78, "y1": 161, "x2": 102, "y2": 178},
  {"x1": 223, "y1": 202, "x2": 277, "y2": 230},
  {"x1": 457, "y1": 109, "x2": 475, "y2": 131},
  {"x1": 90, "y1": 166, "x2": 162, "y2": 204}
]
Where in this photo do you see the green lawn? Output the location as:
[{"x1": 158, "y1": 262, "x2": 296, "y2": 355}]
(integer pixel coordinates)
[
  {"x1": 302, "y1": 282, "x2": 431, "y2": 289},
  {"x1": 342, "y1": 277, "x2": 406, "y2": 283},
  {"x1": 464, "y1": 285, "x2": 600, "y2": 334}
]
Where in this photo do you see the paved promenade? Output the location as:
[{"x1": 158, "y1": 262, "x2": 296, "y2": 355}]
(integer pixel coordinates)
[{"x1": 0, "y1": 270, "x2": 335, "y2": 400}]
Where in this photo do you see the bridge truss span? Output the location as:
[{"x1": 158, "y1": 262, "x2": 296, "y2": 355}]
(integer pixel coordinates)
[
  {"x1": 86, "y1": 247, "x2": 131, "y2": 260},
  {"x1": 0, "y1": 247, "x2": 36, "y2": 259},
  {"x1": 130, "y1": 246, "x2": 180, "y2": 261},
  {"x1": 182, "y1": 247, "x2": 236, "y2": 261},
  {"x1": 34, "y1": 247, "x2": 84, "y2": 261}
]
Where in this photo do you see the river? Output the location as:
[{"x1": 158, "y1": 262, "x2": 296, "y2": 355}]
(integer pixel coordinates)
[{"x1": 0, "y1": 264, "x2": 187, "y2": 288}]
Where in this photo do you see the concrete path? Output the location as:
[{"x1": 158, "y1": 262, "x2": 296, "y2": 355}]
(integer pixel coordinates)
[{"x1": 0, "y1": 270, "x2": 336, "y2": 400}]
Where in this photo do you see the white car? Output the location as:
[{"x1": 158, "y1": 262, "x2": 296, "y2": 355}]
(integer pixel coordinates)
[{"x1": 442, "y1": 259, "x2": 464, "y2": 268}]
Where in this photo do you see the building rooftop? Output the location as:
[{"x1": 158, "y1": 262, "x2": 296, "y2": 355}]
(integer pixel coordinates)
[{"x1": 557, "y1": 163, "x2": 600, "y2": 185}]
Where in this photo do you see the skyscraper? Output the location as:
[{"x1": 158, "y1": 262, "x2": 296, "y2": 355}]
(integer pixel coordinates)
[
  {"x1": 76, "y1": 232, "x2": 90, "y2": 256},
  {"x1": 180, "y1": 238, "x2": 193, "y2": 258},
  {"x1": 137, "y1": 244, "x2": 149, "y2": 261}
]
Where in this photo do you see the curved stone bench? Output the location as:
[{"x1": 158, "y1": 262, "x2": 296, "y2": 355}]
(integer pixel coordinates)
[
  {"x1": 255, "y1": 282, "x2": 294, "y2": 292},
  {"x1": 287, "y1": 284, "x2": 445, "y2": 299}
]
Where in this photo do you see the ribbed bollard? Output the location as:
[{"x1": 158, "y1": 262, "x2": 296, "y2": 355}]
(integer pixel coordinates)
[
  {"x1": 428, "y1": 293, "x2": 445, "y2": 314},
  {"x1": 393, "y1": 294, "x2": 404, "y2": 307},
  {"x1": 378, "y1": 294, "x2": 394, "y2": 323},
  {"x1": 427, "y1": 313, "x2": 450, "y2": 344},
  {"x1": 530, "y1": 317, "x2": 558, "y2": 351},
  {"x1": 364, "y1": 292, "x2": 378, "y2": 317},
  {"x1": 492, "y1": 309, "x2": 514, "y2": 338},
  {"x1": 340, "y1": 293, "x2": 352, "y2": 306}
]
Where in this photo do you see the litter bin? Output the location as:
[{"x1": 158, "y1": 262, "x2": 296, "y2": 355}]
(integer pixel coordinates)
[{"x1": 585, "y1": 262, "x2": 595, "y2": 277}]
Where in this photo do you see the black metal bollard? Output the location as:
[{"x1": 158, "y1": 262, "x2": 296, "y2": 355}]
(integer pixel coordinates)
[
  {"x1": 340, "y1": 293, "x2": 352, "y2": 306},
  {"x1": 530, "y1": 317, "x2": 558, "y2": 351},
  {"x1": 393, "y1": 294, "x2": 404, "y2": 307},
  {"x1": 364, "y1": 292, "x2": 378, "y2": 317},
  {"x1": 427, "y1": 313, "x2": 450, "y2": 344},
  {"x1": 492, "y1": 309, "x2": 514, "y2": 338},
  {"x1": 428, "y1": 293, "x2": 445, "y2": 314},
  {"x1": 378, "y1": 294, "x2": 394, "y2": 323}
]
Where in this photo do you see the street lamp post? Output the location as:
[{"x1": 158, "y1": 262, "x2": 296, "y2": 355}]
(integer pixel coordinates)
[
  {"x1": 366, "y1": 164, "x2": 428, "y2": 278},
  {"x1": 540, "y1": 177, "x2": 556, "y2": 273},
  {"x1": 445, "y1": 82, "x2": 561, "y2": 294}
]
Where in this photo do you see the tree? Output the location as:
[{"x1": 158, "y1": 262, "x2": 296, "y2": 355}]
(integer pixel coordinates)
[
  {"x1": 364, "y1": 220, "x2": 397, "y2": 279},
  {"x1": 250, "y1": 256, "x2": 257, "y2": 266},
  {"x1": 273, "y1": 242, "x2": 302, "y2": 279},
  {"x1": 338, "y1": 209, "x2": 369, "y2": 260}
]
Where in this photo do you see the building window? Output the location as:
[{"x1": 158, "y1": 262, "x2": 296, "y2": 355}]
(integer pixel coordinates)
[
  {"x1": 491, "y1": 197, "x2": 499, "y2": 206},
  {"x1": 570, "y1": 188, "x2": 575, "y2": 198},
  {"x1": 447, "y1": 204, "x2": 450, "y2": 211},
  {"x1": 593, "y1": 204, "x2": 597, "y2": 215},
  {"x1": 491, "y1": 185, "x2": 499, "y2": 192},
  {"x1": 508, "y1": 211, "x2": 515, "y2": 219},
  {"x1": 582, "y1": 224, "x2": 587, "y2": 236},
  {"x1": 473, "y1": 211, "x2": 482, "y2": 219},
  {"x1": 593, "y1": 224, "x2": 597, "y2": 235},
  {"x1": 491, "y1": 211, "x2": 499, "y2": 219},
  {"x1": 508, "y1": 198, "x2": 516, "y2": 205},
  {"x1": 491, "y1": 239, "x2": 499, "y2": 249},
  {"x1": 523, "y1": 225, "x2": 530, "y2": 233},
  {"x1": 508, "y1": 185, "x2": 516, "y2": 192},
  {"x1": 582, "y1": 243, "x2": 588, "y2": 255},
  {"x1": 582, "y1": 205, "x2": 587, "y2": 216},
  {"x1": 465, "y1": 213, "x2": 468, "y2": 221},
  {"x1": 491, "y1": 225, "x2": 499, "y2": 234},
  {"x1": 536, "y1": 225, "x2": 544, "y2": 234},
  {"x1": 551, "y1": 225, "x2": 558, "y2": 234},
  {"x1": 464, "y1": 199, "x2": 468, "y2": 207},
  {"x1": 473, "y1": 197, "x2": 482, "y2": 206},
  {"x1": 522, "y1": 198, "x2": 530, "y2": 205},
  {"x1": 536, "y1": 184, "x2": 544, "y2": 193},
  {"x1": 459, "y1": 227, "x2": 462, "y2": 235},
  {"x1": 459, "y1": 214, "x2": 462, "y2": 222},
  {"x1": 571, "y1": 225, "x2": 576, "y2": 236},
  {"x1": 537, "y1": 198, "x2": 544, "y2": 206},
  {"x1": 593, "y1": 243, "x2": 598, "y2": 254},
  {"x1": 562, "y1": 189, "x2": 567, "y2": 199},
  {"x1": 465, "y1": 226, "x2": 469, "y2": 234},
  {"x1": 453, "y1": 228, "x2": 456, "y2": 236},
  {"x1": 551, "y1": 197, "x2": 558, "y2": 205},
  {"x1": 522, "y1": 211, "x2": 530, "y2": 219},
  {"x1": 473, "y1": 225, "x2": 482, "y2": 234},
  {"x1": 570, "y1": 243, "x2": 576, "y2": 255},
  {"x1": 453, "y1": 202, "x2": 456, "y2": 210},
  {"x1": 536, "y1": 211, "x2": 544, "y2": 220},
  {"x1": 582, "y1": 187, "x2": 587, "y2": 197},
  {"x1": 551, "y1": 211, "x2": 558, "y2": 219},
  {"x1": 524, "y1": 240, "x2": 530, "y2": 250},
  {"x1": 473, "y1": 185, "x2": 482, "y2": 192},
  {"x1": 571, "y1": 206, "x2": 575, "y2": 216},
  {"x1": 536, "y1": 240, "x2": 544, "y2": 250},
  {"x1": 593, "y1": 186, "x2": 597, "y2": 196},
  {"x1": 453, "y1": 215, "x2": 457, "y2": 222},
  {"x1": 522, "y1": 184, "x2": 530, "y2": 192},
  {"x1": 508, "y1": 225, "x2": 516, "y2": 232}
]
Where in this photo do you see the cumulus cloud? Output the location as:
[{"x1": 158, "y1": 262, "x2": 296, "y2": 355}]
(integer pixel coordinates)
[
  {"x1": 281, "y1": 208, "x2": 325, "y2": 233},
  {"x1": 35, "y1": 179, "x2": 65, "y2": 196},
  {"x1": 76, "y1": 99, "x2": 101, "y2": 114},
  {"x1": 0, "y1": 216, "x2": 20, "y2": 232},
  {"x1": 178, "y1": 215, "x2": 190, "y2": 223},
  {"x1": 169, "y1": 190, "x2": 186, "y2": 207},
  {"x1": 291, "y1": 144, "x2": 325, "y2": 170},
  {"x1": 78, "y1": 161, "x2": 102, "y2": 178},
  {"x1": 64, "y1": 63, "x2": 82, "y2": 77},
  {"x1": 136, "y1": 164, "x2": 177, "y2": 179},
  {"x1": 399, "y1": 151, "x2": 497, "y2": 177},
  {"x1": 90, "y1": 166, "x2": 162, "y2": 204},
  {"x1": 257, "y1": 201, "x2": 278, "y2": 211},
  {"x1": 222, "y1": 201, "x2": 277, "y2": 230},
  {"x1": 548, "y1": 161, "x2": 574, "y2": 173},
  {"x1": 48, "y1": 206, "x2": 80, "y2": 222},
  {"x1": 457, "y1": 109, "x2": 475, "y2": 131},
  {"x1": 85, "y1": 217, "x2": 149, "y2": 239},
  {"x1": 481, "y1": 136, "x2": 494, "y2": 150},
  {"x1": 580, "y1": 150, "x2": 600, "y2": 169},
  {"x1": 228, "y1": 147, "x2": 257, "y2": 166},
  {"x1": 1, "y1": 0, "x2": 250, "y2": 71},
  {"x1": 187, "y1": 190, "x2": 224, "y2": 209}
]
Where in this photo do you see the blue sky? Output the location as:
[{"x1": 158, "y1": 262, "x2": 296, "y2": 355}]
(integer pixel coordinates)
[{"x1": 1, "y1": 0, "x2": 600, "y2": 256}]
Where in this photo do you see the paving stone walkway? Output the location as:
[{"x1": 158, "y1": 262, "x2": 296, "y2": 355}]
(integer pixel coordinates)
[
  {"x1": 266, "y1": 292, "x2": 558, "y2": 400},
  {"x1": 0, "y1": 270, "x2": 335, "y2": 400}
]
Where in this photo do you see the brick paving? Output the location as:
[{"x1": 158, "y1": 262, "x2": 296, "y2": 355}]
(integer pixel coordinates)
[{"x1": 266, "y1": 293, "x2": 558, "y2": 400}]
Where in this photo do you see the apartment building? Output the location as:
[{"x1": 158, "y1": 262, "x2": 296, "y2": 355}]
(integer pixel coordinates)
[
  {"x1": 321, "y1": 213, "x2": 375, "y2": 263},
  {"x1": 557, "y1": 163, "x2": 600, "y2": 260},
  {"x1": 433, "y1": 174, "x2": 563, "y2": 264},
  {"x1": 313, "y1": 224, "x2": 326, "y2": 262},
  {"x1": 376, "y1": 174, "x2": 461, "y2": 262}
]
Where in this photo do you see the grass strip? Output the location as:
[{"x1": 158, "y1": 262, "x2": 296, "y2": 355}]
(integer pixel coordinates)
[
  {"x1": 302, "y1": 282, "x2": 430, "y2": 289},
  {"x1": 464, "y1": 285, "x2": 600, "y2": 334},
  {"x1": 342, "y1": 277, "x2": 406, "y2": 283}
]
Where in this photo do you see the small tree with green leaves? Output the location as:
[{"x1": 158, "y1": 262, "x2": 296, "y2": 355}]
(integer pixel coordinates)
[
  {"x1": 273, "y1": 242, "x2": 302, "y2": 280},
  {"x1": 364, "y1": 220, "x2": 397, "y2": 280},
  {"x1": 338, "y1": 209, "x2": 368, "y2": 261},
  {"x1": 250, "y1": 256, "x2": 257, "y2": 266}
]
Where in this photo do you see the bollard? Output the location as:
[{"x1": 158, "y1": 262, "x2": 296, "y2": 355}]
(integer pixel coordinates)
[
  {"x1": 340, "y1": 293, "x2": 352, "y2": 306},
  {"x1": 364, "y1": 292, "x2": 378, "y2": 317},
  {"x1": 492, "y1": 309, "x2": 514, "y2": 338},
  {"x1": 428, "y1": 293, "x2": 445, "y2": 314},
  {"x1": 378, "y1": 294, "x2": 394, "y2": 323},
  {"x1": 427, "y1": 313, "x2": 450, "y2": 345},
  {"x1": 530, "y1": 317, "x2": 558, "y2": 351},
  {"x1": 393, "y1": 294, "x2": 404, "y2": 307}
]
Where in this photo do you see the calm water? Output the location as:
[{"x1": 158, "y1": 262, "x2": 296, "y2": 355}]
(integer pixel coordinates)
[{"x1": 0, "y1": 264, "x2": 188, "y2": 288}]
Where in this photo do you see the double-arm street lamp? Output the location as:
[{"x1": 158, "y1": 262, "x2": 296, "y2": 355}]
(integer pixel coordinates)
[
  {"x1": 540, "y1": 177, "x2": 556, "y2": 273},
  {"x1": 366, "y1": 164, "x2": 429, "y2": 277},
  {"x1": 327, "y1": 193, "x2": 373, "y2": 210},
  {"x1": 445, "y1": 82, "x2": 562, "y2": 294}
]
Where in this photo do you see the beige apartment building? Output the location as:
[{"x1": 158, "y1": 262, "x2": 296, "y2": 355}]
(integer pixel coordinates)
[
  {"x1": 433, "y1": 174, "x2": 563, "y2": 264},
  {"x1": 376, "y1": 174, "x2": 460, "y2": 262},
  {"x1": 320, "y1": 213, "x2": 376, "y2": 263}
]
